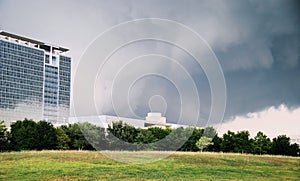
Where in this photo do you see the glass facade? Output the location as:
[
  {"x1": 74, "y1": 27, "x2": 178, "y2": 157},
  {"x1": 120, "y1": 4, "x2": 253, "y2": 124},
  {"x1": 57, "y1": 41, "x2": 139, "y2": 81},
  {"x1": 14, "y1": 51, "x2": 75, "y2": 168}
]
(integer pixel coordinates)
[
  {"x1": 0, "y1": 36, "x2": 71, "y2": 124},
  {"x1": 58, "y1": 55, "x2": 71, "y2": 122},
  {"x1": 43, "y1": 64, "x2": 59, "y2": 122}
]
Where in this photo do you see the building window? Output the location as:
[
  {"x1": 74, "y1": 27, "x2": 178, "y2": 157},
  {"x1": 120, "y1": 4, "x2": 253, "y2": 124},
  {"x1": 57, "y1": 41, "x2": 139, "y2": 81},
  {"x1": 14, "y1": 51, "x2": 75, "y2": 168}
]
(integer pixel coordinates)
[
  {"x1": 45, "y1": 54, "x2": 50, "y2": 64},
  {"x1": 52, "y1": 56, "x2": 57, "y2": 65}
]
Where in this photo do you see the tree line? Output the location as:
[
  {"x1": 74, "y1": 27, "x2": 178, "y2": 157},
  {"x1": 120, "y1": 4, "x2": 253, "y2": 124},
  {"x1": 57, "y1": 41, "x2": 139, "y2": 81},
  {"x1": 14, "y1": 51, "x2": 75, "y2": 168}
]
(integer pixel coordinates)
[{"x1": 0, "y1": 119, "x2": 299, "y2": 156}]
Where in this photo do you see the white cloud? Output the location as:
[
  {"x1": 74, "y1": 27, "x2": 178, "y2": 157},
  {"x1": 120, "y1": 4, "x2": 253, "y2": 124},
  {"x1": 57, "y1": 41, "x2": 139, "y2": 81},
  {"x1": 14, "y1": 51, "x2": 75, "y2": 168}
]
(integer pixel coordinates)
[{"x1": 215, "y1": 104, "x2": 300, "y2": 139}]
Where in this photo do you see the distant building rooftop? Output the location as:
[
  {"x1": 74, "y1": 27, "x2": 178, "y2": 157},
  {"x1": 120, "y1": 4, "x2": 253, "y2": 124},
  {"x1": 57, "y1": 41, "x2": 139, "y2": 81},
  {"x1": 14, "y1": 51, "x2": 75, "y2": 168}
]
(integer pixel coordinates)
[
  {"x1": 0, "y1": 30, "x2": 69, "y2": 53},
  {"x1": 68, "y1": 112, "x2": 196, "y2": 129}
]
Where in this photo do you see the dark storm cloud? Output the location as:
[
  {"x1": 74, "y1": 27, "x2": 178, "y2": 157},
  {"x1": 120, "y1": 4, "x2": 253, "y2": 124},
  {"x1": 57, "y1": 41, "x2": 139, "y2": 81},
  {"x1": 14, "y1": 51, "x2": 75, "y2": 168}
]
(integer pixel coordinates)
[{"x1": 0, "y1": 0, "x2": 299, "y2": 123}]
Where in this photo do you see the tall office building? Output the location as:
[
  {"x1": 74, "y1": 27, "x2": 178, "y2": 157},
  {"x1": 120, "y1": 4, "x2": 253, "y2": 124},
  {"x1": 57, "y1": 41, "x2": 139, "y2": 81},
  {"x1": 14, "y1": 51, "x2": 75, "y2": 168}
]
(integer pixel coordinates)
[{"x1": 0, "y1": 31, "x2": 71, "y2": 124}]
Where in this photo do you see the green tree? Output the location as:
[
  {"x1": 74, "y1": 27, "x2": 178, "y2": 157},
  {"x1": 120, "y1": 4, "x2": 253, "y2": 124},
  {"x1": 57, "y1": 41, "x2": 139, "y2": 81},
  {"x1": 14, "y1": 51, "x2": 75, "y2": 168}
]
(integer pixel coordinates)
[
  {"x1": 207, "y1": 134, "x2": 222, "y2": 152},
  {"x1": 203, "y1": 126, "x2": 217, "y2": 138},
  {"x1": 135, "y1": 129, "x2": 155, "y2": 144},
  {"x1": 107, "y1": 121, "x2": 138, "y2": 150},
  {"x1": 179, "y1": 128, "x2": 203, "y2": 151},
  {"x1": 221, "y1": 130, "x2": 252, "y2": 153},
  {"x1": 156, "y1": 127, "x2": 192, "y2": 151},
  {"x1": 0, "y1": 121, "x2": 9, "y2": 151},
  {"x1": 235, "y1": 131, "x2": 253, "y2": 153},
  {"x1": 56, "y1": 127, "x2": 70, "y2": 150},
  {"x1": 108, "y1": 121, "x2": 137, "y2": 143},
  {"x1": 220, "y1": 130, "x2": 236, "y2": 152},
  {"x1": 36, "y1": 121, "x2": 57, "y2": 150},
  {"x1": 289, "y1": 143, "x2": 300, "y2": 156},
  {"x1": 134, "y1": 129, "x2": 156, "y2": 150},
  {"x1": 10, "y1": 118, "x2": 39, "y2": 150},
  {"x1": 271, "y1": 135, "x2": 291, "y2": 155},
  {"x1": 62, "y1": 123, "x2": 92, "y2": 150},
  {"x1": 79, "y1": 122, "x2": 108, "y2": 150},
  {"x1": 199, "y1": 126, "x2": 218, "y2": 152},
  {"x1": 148, "y1": 127, "x2": 171, "y2": 141},
  {"x1": 196, "y1": 136, "x2": 213, "y2": 152},
  {"x1": 253, "y1": 131, "x2": 271, "y2": 155}
]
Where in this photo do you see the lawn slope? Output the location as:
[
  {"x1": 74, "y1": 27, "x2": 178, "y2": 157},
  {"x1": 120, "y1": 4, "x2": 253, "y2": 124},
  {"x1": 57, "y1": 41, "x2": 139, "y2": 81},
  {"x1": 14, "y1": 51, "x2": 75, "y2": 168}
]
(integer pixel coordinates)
[{"x1": 0, "y1": 151, "x2": 299, "y2": 180}]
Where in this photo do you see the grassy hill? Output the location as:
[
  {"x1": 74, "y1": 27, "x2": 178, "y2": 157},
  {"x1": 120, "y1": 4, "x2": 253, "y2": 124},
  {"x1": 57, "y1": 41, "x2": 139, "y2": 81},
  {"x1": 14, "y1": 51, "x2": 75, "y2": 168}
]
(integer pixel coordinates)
[{"x1": 0, "y1": 151, "x2": 299, "y2": 180}]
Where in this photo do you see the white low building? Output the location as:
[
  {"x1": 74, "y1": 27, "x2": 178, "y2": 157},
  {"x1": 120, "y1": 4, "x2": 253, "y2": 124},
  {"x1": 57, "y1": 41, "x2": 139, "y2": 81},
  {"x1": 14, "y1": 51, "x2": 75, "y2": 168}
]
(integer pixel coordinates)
[
  {"x1": 69, "y1": 115, "x2": 146, "y2": 129},
  {"x1": 68, "y1": 112, "x2": 189, "y2": 129}
]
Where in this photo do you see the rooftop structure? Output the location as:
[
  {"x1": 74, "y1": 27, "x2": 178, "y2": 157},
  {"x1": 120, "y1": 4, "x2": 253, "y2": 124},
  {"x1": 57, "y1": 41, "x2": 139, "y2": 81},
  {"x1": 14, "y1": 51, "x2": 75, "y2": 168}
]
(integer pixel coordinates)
[{"x1": 0, "y1": 31, "x2": 69, "y2": 53}]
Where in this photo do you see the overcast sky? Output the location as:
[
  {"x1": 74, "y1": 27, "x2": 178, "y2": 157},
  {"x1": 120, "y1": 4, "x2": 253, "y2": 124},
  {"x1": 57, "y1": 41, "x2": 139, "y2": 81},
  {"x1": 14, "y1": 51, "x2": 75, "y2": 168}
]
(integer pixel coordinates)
[{"x1": 1, "y1": 0, "x2": 299, "y2": 137}]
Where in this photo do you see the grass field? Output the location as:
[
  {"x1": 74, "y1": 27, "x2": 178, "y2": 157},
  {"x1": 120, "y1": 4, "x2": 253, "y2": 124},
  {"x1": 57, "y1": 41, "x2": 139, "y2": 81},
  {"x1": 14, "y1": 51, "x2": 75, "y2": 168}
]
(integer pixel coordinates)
[{"x1": 0, "y1": 151, "x2": 299, "y2": 180}]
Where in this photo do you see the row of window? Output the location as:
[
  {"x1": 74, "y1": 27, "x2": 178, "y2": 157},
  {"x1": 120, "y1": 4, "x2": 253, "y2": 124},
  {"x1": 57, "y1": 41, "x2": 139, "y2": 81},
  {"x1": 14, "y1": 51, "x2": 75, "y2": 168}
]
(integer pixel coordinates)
[
  {"x1": 59, "y1": 83, "x2": 70, "y2": 88},
  {"x1": 0, "y1": 77, "x2": 43, "y2": 88},
  {"x1": 1, "y1": 63, "x2": 43, "y2": 74},
  {"x1": 59, "y1": 82, "x2": 70, "y2": 86},
  {"x1": 0, "y1": 71, "x2": 43, "y2": 84},
  {"x1": 45, "y1": 74, "x2": 58, "y2": 80},
  {"x1": 58, "y1": 91, "x2": 70, "y2": 96},
  {"x1": 0, "y1": 58, "x2": 44, "y2": 71},
  {"x1": 59, "y1": 66, "x2": 70, "y2": 71},
  {"x1": 44, "y1": 95, "x2": 58, "y2": 100},
  {"x1": 43, "y1": 114, "x2": 58, "y2": 118},
  {"x1": 59, "y1": 86, "x2": 70, "y2": 92},
  {"x1": 59, "y1": 72, "x2": 70, "y2": 78},
  {"x1": 0, "y1": 41, "x2": 44, "y2": 56},
  {"x1": 59, "y1": 80, "x2": 70, "y2": 86},
  {"x1": 44, "y1": 90, "x2": 57, "y2": 95},
  {"x1": 0, "y1": 109, "x2": 42, "y2": 117},
  {"x1": 45, "y1": 64, "x2": 58, "y2": 69},
  {"x1": 45, "y1": 68, "x2": 58, "y2": 75},
  {"x1": 44, "y1": 100, "x2": 58, "y2": 105},
  {"x1": 60, "y1": 76, "x2": 70, "y2": 83},
  {"x1": 0, "y1": 85, "x2": 42, "y2": 95},
  {"x1": 0, "y1": 94, "x2": 42, "y2": 101},
  {"x1": 0, "y1": 68, "x2": 43, "y2": 78},
  {"x1": 59, "y1": 84, "x2": 71, "y2": 89},
  {"x1": 59, "y1": 56, "x2": 71, "y2": 62},
  {"x1": 44, "y1": 91, "x2": 58, "y2": 97},
  {"x1": 1, "y1": 61, "x2": 43, "y2": 71},
  {"x1": 59, "y1": 98, "x2": 70, "y2": 103},
  {"x1": 0, "y1": 94, "x2": 65, "y2": 105},
  {"x1": 59, "y1": 97, "x2": 70, "y2": 102},
  {"x1": 44, "y1": 84, "x2": 58, "y2": 90},
  {"x1": 1, "y1": 115, "x2": 54, "y2": 121},
  {"x1": 59, "y1": 77, "x2": 70, "y2": 83},
  {"x1": 59, "y1": 89, "x2": 70, "y2": 95},
  {"x1": 45, "y1": 79, "x2": 58, "y2": 84},
  {"x1": 44, "y1": 94, "x2": 58, "y2": 100},
  {"x1": 1, "y1": 70, "x2": 43, "y2": 79},
  {"x1": 0, "y1": 99, "x2": 41, "y2": 107},
  {"x1": 59, "y1": 100, "x2": 70, "y2": 105},
  {"x1": 0, "y1": 95, "x2": 42, "y2": 104},
  {"x1": 1, "y1": 49, "x2": 44, "y2": 60},
  {"x1": 1, "y1": 53, "x2": 44, "y2": 63},
  {"x1": 43, "y1": 113, "x2": 58, "y2": 118},
  {"x1": 3, "y1": 82, "x2": 41, "y2": 90},
  {"x1": 43, "y1": 105, "x2": 58, "y2": 109},
  {"x1": 59, "y1": 63, "x2": 71, "y2": 69},
  {"x1": 59, "y1": 91, "x2": 70, "y2": 97},
  {"x1": 58, "y1": 106, "x2": 70, "y2": 110},
  {"x1": 0, "y1": 91, "x2": 42, "y2": 99},
  {"x1": 59, "y1": 64, "x2": 70, "y2": 70}
]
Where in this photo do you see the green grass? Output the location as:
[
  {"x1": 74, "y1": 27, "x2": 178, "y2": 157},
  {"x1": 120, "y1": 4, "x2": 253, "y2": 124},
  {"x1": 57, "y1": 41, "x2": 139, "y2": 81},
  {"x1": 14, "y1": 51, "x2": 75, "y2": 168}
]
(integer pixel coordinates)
[{"x1": 0, "y1": 151, "x2": 299, "y2": 180}]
